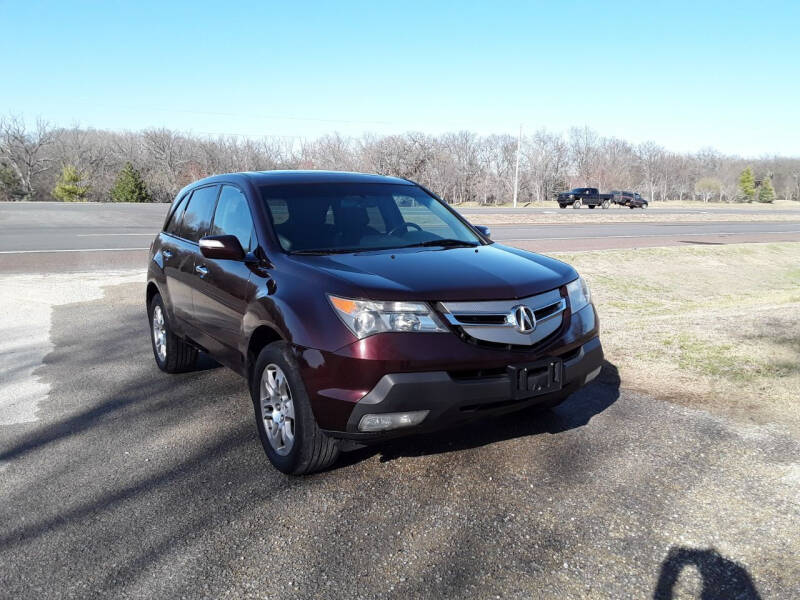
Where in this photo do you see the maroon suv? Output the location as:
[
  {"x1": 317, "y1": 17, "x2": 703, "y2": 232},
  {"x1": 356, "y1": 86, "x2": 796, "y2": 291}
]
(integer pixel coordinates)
[{"x1": 147, "y1": 171, "x2": 603, "y2": 474}]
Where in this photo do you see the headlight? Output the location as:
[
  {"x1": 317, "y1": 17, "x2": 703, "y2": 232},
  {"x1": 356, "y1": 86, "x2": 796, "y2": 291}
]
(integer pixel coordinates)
[
  {"x1": 328, "y1": 295, "x2": 447, "y2": 339},
  {"x1": 566, "y1": 276, "x2": 591, "y2": 312}
]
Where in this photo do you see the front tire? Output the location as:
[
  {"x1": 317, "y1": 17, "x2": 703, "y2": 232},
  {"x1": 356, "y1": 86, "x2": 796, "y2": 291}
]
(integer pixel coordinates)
[
  {"x1": 148, "y1": 293, "x2": 197, "y2": 373},
  {"x1": 251, "y1": 341, "x2": 340, "y2": 475}
]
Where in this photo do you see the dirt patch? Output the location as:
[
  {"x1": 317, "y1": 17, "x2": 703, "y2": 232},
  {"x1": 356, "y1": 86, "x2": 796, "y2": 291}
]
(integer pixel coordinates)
[{"x1": 552, "y1": 243, "x2": 800, "y2": 434}]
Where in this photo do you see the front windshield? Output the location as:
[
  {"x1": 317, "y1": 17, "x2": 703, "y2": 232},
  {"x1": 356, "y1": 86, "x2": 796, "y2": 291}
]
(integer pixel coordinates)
[{"x1": 260, "y1": 183, "x2": 482, "y2": 253}]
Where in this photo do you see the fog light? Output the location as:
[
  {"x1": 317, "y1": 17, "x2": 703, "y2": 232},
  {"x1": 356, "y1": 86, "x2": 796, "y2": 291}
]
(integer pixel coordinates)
[
  {"x1": 358, "y1": 410, "x2": 429, "y2": 432},
  {"x1": 584, "y1": 366, "x2": 601, "y2": 384}
]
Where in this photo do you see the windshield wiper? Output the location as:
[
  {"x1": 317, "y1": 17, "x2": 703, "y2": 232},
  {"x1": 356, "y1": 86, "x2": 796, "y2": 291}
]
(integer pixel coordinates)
[{"x1": 401, "y1": 239, "x2": 479, "y2": 249}]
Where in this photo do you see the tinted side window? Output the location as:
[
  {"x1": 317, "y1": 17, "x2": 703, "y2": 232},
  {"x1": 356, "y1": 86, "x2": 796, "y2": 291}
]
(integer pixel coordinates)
[
  {"x1": 164, "y1": 193, "x2": 188, "y2": 235},
  {"x1": 180, "y1": 185, "x2": 219, "y2": 242},
  {"x1": 211, "y1": 185, "x2": 256, "y2": 253}
]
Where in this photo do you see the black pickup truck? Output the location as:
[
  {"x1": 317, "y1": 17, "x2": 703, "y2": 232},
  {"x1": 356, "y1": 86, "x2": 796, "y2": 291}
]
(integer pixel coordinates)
[{"x1": 556, "y1": 188, "x2": 613, "y2": 209}]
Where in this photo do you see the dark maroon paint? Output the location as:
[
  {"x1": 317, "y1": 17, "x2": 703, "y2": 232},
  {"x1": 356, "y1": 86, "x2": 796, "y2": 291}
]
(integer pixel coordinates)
[{"x1": 147, "y1": 171, "x2": 598, "y2": 434}]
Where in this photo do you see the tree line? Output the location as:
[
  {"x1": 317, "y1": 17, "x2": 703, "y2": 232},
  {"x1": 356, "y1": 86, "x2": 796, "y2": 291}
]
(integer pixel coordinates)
[{"x1": 1, "y1": 115, "x2": 797, "y2": 204}]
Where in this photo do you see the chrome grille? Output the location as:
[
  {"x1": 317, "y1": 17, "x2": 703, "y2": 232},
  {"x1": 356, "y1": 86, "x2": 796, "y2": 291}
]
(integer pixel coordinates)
[{"x1": 439, "y1": 289, "x2": 566, "y2": 346}]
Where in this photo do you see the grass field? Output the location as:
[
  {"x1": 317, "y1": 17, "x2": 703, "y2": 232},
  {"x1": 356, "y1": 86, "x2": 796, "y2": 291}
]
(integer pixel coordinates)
[
  {"x1": 471, "y1": 210, "x2": 800, "y2": 225},
  {"x1": 458, "y1": 199, "x2": 800, "y2": 209},
  {"x1": 555, "y1": 242, "x2": 800, "y2": 434}
]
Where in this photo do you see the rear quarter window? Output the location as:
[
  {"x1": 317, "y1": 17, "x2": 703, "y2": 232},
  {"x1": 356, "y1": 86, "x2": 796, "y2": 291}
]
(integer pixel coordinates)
[{"x1": 164, "y1": 193, "x2": 188, "y2": 235}]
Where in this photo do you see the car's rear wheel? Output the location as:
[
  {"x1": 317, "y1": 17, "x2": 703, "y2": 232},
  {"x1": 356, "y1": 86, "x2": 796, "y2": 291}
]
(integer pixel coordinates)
[
  {"x1": 148, "y1": 293, "x2": 197, "y2": 373},
  {"x1": 251, "y1": 341, "x2": 339, "y2": 475},
  {"x1": 573, "y1": 199, "x2": 582, "y2": 209}
]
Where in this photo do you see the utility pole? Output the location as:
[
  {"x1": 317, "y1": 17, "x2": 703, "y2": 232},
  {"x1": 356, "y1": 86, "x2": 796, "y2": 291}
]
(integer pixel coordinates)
[{"x1": 512, "y1": 124, "x2": 522, "y2": 207}]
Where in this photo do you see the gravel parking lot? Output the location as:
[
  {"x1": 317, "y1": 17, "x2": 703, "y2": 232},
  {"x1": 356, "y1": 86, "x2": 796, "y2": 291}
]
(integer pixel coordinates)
[{"x1": 1, "y1": 272, "x2": 798, "y2": 599}]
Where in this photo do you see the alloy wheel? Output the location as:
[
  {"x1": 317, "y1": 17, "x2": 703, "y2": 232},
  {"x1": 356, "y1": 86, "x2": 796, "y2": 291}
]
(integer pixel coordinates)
[
  {"x1": 152, "y1": 305, "x2": 167, "y2": 361},
  {"x1": 260, "y1": 364, "x2": 296, "y2": 456}
]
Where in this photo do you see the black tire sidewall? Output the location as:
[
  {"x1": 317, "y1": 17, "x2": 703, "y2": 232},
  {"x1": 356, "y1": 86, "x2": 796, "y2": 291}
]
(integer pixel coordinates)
[
  {"x1": 148, "y1": 294, "x2": 170, "y2": 370},
  {"x1": 250, "y1": 342, "x2": 315, "y2": 474}
]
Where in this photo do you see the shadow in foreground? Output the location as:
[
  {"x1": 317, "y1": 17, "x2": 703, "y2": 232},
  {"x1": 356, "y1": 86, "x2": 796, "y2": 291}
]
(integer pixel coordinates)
[
  {"x1": 653, "y1": 547, "x2": 762, "y2": 600},
  {"x1": 336, "y1": 359, "x2": 620, "y2": 468}
]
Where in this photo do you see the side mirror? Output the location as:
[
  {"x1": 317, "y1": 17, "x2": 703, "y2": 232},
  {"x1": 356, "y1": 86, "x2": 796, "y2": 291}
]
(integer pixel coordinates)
[
  {"x1": 199, "y1": 235, "x2": 245, "y2": 260},
  {"x1": 474, "y1": 225, "x2": 491, "y2": 239}
]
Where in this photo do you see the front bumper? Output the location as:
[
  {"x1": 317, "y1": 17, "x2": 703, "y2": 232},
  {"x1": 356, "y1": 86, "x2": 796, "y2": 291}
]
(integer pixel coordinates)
[{"x1": 324, "y1": 335, "x2": 603, "y2": 441}]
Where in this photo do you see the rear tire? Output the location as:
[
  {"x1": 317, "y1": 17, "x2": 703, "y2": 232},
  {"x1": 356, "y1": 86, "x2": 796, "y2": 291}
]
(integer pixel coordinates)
[
  {"x1": 251, "y1": 341, "x2": 340, "y2": 475},
  {"x1": 148, "y1": 293, "x2": 197, "y2": 373},
  {"x1": 573, "y1": 199, "x2": 582, "y2": 209}
]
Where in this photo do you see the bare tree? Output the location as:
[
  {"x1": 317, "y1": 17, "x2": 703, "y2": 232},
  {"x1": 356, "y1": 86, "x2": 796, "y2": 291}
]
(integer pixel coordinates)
[
  {"x1": 2, "y1": 112, "x2": 798, "y2": 205},
  {"x1": 568, "y1": 126, "x2": 599, "y2": 186},
  {"x1": 635, "y1": 141, "x2": 666, "y2": 201},
  {"x1": 0, "y1": 116, "x2": 57, "y2": 198}
]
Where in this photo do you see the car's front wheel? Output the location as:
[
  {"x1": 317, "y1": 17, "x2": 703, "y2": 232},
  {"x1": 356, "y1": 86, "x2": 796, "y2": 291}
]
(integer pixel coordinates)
[
  {"x1": 148, "y1": 293, "x2": 197, "y2": 373},
  {"x1": 251, "y1": 341, "x2": 340, "y2": 475}
]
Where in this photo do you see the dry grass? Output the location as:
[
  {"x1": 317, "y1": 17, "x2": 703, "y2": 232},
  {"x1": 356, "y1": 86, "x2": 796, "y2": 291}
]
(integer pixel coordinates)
[
  {"x1": 469, "y1": 210, "x2": 800, "y2": 225},
  {"x1": 458, "y1": 199, "x2": 800, "y2": 209},
  {"x1": 553, "y1": 243, "x2": 800, "y2": 433}
]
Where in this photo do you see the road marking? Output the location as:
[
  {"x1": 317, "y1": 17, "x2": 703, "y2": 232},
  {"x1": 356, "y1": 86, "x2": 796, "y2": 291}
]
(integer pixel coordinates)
[
  {"x1": 499, "y1": 230, "x2": 800, "y2": 241},
  {"x1": 0, "y1": 247, "x2": 149, "y2": 254}
]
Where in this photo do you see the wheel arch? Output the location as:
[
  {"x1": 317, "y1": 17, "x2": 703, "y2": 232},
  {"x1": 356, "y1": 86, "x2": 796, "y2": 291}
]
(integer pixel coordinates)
[
  {"x1": 246, "y1": 324, "x2": 285, "y2": 381},
  {"x1": 146, "y1": 281, "x2": 161, "y2": 307}
]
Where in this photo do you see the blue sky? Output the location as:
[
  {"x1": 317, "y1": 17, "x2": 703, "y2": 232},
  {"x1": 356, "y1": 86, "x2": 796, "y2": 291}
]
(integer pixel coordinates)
[{"x1": 1, "y1": 0, "x2": 798, "y2": 156}]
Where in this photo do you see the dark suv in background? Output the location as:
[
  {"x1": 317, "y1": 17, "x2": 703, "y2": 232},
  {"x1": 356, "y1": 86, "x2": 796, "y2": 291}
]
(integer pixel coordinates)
[
  {"x1": 147, "y1": 171, "x2": 603, "y2": 474},
  {"x1": 610, "y1": 190, "x2": 649, "y2": 208}
]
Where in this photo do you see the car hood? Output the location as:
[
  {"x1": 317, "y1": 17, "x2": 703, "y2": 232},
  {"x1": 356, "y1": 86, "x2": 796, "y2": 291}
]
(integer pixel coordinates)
[{"x1": 290, "y1": 243, "x2": 577, "y2": 301}]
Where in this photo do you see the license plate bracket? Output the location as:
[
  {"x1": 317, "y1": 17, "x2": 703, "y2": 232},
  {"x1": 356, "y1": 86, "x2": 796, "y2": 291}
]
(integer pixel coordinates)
[{"x1": 508, "y1": 358, "x2": 563, "y2": 400}]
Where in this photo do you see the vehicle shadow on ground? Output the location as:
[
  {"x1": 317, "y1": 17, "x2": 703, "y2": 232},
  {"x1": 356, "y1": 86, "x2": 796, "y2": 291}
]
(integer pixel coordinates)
[
  {"x1": 336, "y1": 360, "x2": 620, "y2": 468},
  {"x1": 653, "y1": 546, "x2": 762, "y2": 599}
]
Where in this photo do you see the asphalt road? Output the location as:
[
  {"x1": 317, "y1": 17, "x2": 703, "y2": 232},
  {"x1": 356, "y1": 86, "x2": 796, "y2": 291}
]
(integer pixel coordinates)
[
  {"x1": 1, "y1": 273, "x2": 798, "y2": 599},
  {"x1": 2, "y1": 202, "x2": 799, "y2": 273}
]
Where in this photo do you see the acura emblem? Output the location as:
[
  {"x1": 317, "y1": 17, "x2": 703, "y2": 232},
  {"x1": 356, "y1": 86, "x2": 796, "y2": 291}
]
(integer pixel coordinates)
[{"x1": 511, "y1": 305, "x2": 536, "y2": 334}]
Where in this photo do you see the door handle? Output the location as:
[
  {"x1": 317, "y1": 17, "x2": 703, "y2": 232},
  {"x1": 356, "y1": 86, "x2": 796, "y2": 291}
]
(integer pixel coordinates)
[
  {"x1": 195, "y1": 265, "x2": 208, "y2": 277},
  {"x1": 162, "y1": 249, "x2": 173, "y2": 259}
]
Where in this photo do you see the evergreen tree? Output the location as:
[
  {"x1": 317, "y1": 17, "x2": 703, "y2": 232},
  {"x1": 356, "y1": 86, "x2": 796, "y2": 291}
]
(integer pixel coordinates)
[
  {"x1": 0, "y1": 164, "x2": 24, "y2": 201},
  {"x1": 758, "y1": 174, "x2": 775, "y2": 203},
  {"x1": 52, "y1": 164, "x2": 90, "y2": 202},
  {"x1": 110, "y1": 162, "x2": 152, "y2": 203},
  {"x1": 737, "y1": 167, "x2": 756, "y2": 202}
]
